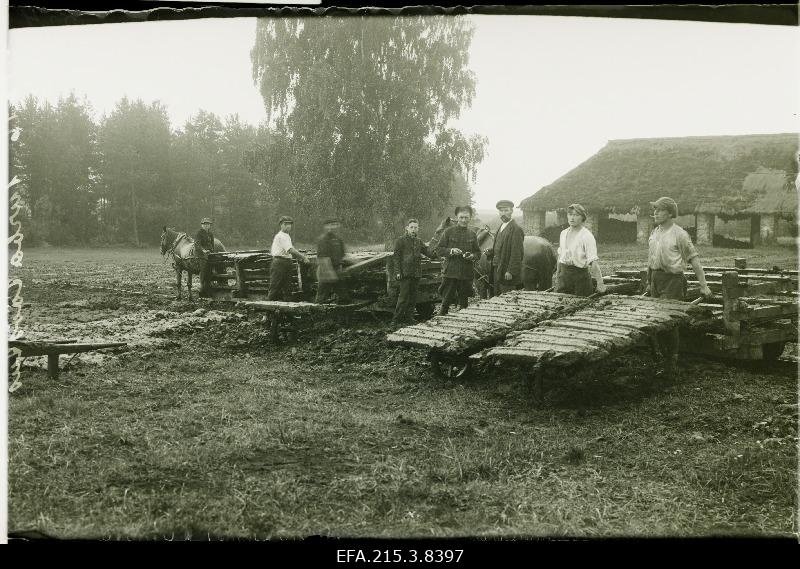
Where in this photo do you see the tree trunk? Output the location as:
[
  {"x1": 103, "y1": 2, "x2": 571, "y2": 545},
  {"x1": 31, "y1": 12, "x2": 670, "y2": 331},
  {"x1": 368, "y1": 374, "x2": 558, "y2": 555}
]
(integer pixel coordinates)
[{"x1": 130, "y1": 181, "x2": 140, "y2": 247}]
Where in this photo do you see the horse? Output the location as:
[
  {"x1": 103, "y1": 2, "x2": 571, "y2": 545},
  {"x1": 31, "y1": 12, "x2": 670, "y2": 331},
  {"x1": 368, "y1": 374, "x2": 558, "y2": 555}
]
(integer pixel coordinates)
[
  {"x1": 160, "y1": 226, "x2": 226, "y2": 300},
  {"x1": 474, "y1": 225, "x2": 558, "y2": 298},
  {"x1": 428, "y1": 216, "x2": 454, "y2": 253}
]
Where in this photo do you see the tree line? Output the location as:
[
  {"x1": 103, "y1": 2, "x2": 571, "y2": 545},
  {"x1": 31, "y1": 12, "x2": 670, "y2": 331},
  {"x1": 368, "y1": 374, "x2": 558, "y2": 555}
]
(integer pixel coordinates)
[{"x1": 9, "y1": 15, "x2": 486, "y2": 248}]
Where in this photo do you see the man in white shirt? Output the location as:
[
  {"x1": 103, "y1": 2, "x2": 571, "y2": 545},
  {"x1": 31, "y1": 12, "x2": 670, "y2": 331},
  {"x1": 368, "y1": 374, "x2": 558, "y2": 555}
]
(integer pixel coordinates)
[
  {"x1": 267, "y1": 216, "x2": 309, "y2": 301},
  {"x1": 554, "y1": 204, "x2": 606, "y2": 296},
  {"x1": 647, "y1": 196, "x2": 711, "y2": 381}
]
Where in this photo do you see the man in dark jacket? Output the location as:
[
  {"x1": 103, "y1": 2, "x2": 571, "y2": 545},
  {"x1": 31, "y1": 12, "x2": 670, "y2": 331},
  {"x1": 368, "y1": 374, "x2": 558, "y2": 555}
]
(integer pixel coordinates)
[
  {"x1": 485, "y1": 199, "x2": 525, "y2": 296},
  {"x1": 391, "y1": 218, "x2": 433, "y2": 324},
  {"x1": 195, "y1": 217, "x2": 215, "y2": 297},
  {"x1": 315, "y1": 218, "x2": 352, "y2": 304},
  {"x1": 436, "y1": 206, "x2": 482, "y2": 315}
]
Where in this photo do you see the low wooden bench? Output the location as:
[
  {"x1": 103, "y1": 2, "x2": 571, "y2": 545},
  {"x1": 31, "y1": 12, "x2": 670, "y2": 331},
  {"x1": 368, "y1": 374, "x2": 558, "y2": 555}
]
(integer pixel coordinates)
[{"x1": 8, "y1": 340, "x2": 128, "y2": 380}]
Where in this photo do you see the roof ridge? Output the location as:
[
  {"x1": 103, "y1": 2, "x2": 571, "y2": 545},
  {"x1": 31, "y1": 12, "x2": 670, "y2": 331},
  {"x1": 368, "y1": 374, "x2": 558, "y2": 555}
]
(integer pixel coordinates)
[{"x1": 606, "y1": 132, "x2": 799, "y2": 145}]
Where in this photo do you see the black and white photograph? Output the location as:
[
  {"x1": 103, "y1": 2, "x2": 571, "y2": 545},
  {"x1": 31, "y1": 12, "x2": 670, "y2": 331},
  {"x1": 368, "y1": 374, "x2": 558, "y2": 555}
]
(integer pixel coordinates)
[{"x1": 4, "y1": 3, "x2": 799, "y2": 544}]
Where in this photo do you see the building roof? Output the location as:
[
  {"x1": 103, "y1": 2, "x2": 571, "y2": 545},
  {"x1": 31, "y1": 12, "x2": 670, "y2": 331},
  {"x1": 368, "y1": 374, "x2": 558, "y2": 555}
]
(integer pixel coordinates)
[{"x1": 520, "y1": 133, "x2": 799, "y2": 218}]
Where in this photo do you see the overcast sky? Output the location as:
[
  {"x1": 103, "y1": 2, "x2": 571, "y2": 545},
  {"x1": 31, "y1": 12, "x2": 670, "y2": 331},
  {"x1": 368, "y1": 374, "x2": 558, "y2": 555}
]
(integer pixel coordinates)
[{"x1": 8, "y1": 14, "x2": 799, "y2": 210}]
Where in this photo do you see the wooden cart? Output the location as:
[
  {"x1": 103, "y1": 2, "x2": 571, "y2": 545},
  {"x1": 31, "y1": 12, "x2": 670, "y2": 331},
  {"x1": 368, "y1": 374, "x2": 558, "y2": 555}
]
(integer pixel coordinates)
[
  {"x1": 612, "y1": 261, "x2": 798, "y2": 361},
  {"x1": 8, "y1": 339, "x2": 127, "y2": 380},
  {"x1": 203, "y1": 249, "x2": 444, "y2": 340}
]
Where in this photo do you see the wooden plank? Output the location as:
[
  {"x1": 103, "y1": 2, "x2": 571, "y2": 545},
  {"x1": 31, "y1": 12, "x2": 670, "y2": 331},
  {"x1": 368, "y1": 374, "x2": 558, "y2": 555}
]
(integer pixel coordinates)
[
  {"x1": 616, "y1": 267, "x2": 797, "y2": 279},
  {"x1": 511, "y1": 327, "x2": 634, "y2": 348},
  {"x1": 738, "y1": 297, "x2": 798, "y2": 306},
  {"x1": 384, "y1": 335, "x2": 445, "y2": 349},
  {"x1": 9, "y1": 341, "x2": 127, "y2": 357},
  {"x1": 407, "y1": 320, "x2": 501, "y2": 335},
  {"x1": 341, "y1": 252, "x2": 393, "y2": 275},
  {"x1": 543, "y1": 319, "x2": 647, "y2": 336},
  {"x1": 727, "y1": 304, "x2": 799, "y2": 322},
  {"x1": 543, "y1": 318, "x2": 649, "y2": 337},
  {"x1": 701, "y1": 266, "x2": 798, "y2": 275}
]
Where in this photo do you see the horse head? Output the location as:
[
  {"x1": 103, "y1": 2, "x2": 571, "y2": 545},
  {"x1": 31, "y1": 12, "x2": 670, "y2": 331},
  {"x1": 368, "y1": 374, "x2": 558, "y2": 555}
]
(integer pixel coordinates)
[
  {"x1": 433, "y1": 216, "x2": 454, "y2": 237},
  {"x1": 160, "y1": 226, "x2": 177, "y2": 256},
  {"x1": 427, "y1": 216, "x2": 454, "y2": 250},
  {"x1": 476, "y1": 225, "x2": 494, "y2": 248}
]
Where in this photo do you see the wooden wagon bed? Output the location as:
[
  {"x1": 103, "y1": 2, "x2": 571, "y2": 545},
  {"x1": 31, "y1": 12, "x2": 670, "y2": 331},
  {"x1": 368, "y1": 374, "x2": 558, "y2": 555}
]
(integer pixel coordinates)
[
  {"x1": 386, "y1": 291, "x2": 593, "y2": 355},
  {"x1": 476, "y1": 295, "x2": 712, "y2": 367}
]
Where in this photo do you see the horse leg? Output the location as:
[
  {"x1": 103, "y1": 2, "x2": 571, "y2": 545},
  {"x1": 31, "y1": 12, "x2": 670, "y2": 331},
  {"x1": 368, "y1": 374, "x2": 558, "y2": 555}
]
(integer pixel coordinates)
[
  {"x1": 176, "y1": 270, "x2": 182, "y2": 300},
  {"x1": 187, "y1": 272, "x2": 193, "y2": 301}
]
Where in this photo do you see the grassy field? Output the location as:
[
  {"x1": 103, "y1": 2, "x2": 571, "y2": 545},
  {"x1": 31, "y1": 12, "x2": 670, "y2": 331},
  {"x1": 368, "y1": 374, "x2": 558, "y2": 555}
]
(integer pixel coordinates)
[{"x1": 7, "y1": 244, "x2": 798, "y2": 539}]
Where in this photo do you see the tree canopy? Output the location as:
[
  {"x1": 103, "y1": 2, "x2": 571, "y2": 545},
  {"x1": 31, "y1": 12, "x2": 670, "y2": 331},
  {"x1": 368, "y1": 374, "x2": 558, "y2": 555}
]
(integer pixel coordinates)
[
  {"x1": 9, "y1": 96, "x2": 277, "y2": 247},
  {"x1": 250, "y1": 15, "x2": 487, "y2": 245}
]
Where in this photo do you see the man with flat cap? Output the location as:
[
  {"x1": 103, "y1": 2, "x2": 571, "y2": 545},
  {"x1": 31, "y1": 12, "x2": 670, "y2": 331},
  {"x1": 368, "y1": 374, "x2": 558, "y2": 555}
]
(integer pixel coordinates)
[
  {"x1": 195, "y1": 217, "x2": 215, "y2": 297},
  {"x1": 554, "y1": 203, "x2": 606, "y2": 297},
  {"x1": 315, "y1": 217, "x2": 352, "y2": 304},
  {"x1": 647, "y1": 196, "x2": 711, "y2": 381},
  {"x1": 436, "y1": 206, "x2": 482, "y2": 315},
  {"x1": 484, "y1": 199, "x2": 525, "y2": 296},
  {"x1": 268, "y1": 215, "x2": 309, "y2": 301}
]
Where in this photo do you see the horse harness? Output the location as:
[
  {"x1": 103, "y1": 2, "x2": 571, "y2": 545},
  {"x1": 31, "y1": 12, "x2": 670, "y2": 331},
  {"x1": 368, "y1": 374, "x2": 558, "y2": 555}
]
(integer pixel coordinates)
[{"x1": 164, "y1": 231, "x2": 201, "y2": 271}]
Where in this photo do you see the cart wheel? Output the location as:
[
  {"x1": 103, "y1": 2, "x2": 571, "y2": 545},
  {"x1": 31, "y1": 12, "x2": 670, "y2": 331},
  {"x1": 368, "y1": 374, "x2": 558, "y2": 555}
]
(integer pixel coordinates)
[
  {"x1": 429, "y1": 352, "x2": 471, "y2": 379},
  {"x1": 762, "y1": 341, "x2": 786, "y2": 361},
  {"x1": 416, "y1": 302, "x2": 435, "y2": 321}
]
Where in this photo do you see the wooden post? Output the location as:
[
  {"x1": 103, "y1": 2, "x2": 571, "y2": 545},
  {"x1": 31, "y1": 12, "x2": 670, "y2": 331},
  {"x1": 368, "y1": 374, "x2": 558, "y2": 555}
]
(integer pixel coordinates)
[
  {"x1": 760, "y1": 213, "x2": 778, "y2": 244},
  {"x1": 696, "y1": 213, "x2": 715, "y2": 246},
  {"x1": 295, "y1": 259, "x2": 303, "y2": 293},
  {"x1": 638, "y1": 269, "x2": 649, "y2": 295},
  {"x1": 234, "y1": 261, "x2": 248, "y2": 296},
  {"x1": 721, "y1": 271, "x2": 743, "y2": 335},
  {"x1": 584, "y1": 211, "x2": 606, "y2": 240},
  {"x1": 47, "y1": 354, "x2": 59, "y2": 380},
  {"x1": 749, "y1": 215, "x2": 762, "y2": 247},
  {"x1": 522, "y1": 209, "x2": 546, "y2": 236},
  {"x1": 636, "y1": 215, "x2": 654, "y2": 245}
]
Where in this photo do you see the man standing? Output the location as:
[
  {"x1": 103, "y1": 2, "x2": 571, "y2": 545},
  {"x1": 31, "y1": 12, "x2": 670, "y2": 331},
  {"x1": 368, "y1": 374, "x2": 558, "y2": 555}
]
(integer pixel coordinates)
[
  {"x1": 647, "y1": 197, "x2": 711, "y2": 380},
  {"x1": 436, "y1": 206, "x2": 482, "y2": 315},
  {"x1": 554, "y1": 204, "x2": 606, "y2": 297},
  {"x1": 484, "y1": 199, "x2": 525, "y2": 296},
  {"x1": 392, "y1": 218, "x2": 433, "y2": 324},
  {"x1": 315, "y1": 218, "x2": 352, "y2": 304},
  {"x1": 195, "y1": 217, "x2": 215, "y2": 298},
  {"x1": 268, "y1": 216, "x2": 309, "y2": 301}
]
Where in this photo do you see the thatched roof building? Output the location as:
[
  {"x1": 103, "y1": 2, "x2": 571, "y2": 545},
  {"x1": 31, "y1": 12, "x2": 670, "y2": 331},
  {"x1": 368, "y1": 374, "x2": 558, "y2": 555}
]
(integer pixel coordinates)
[{"x1": 520, "y1": 133, "x2": 798, "y2": 246}]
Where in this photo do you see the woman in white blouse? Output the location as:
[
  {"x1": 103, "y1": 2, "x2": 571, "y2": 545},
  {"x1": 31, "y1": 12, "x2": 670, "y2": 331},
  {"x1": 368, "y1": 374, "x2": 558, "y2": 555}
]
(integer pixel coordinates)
[{"x1": 553, "y1": 203, "x2": 606, "y2": 297}]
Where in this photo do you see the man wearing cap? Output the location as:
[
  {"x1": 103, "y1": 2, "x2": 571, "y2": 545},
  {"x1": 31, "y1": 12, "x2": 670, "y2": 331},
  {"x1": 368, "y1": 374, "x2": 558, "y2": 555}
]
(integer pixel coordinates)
[
  {"x1": 391, "y1": 218, "x2": 434, "y2": 324},
  {"x1": 195, "y1": 218, "x2": 215, "y2": 297},
  {"x1": 268, "y1": 216, "x2": 309, "y2": 301},
  {"x1": 648, "y1": 196, "x2": 711, "y2": 380},
  {"x1": 484, "y1": 200, "x2": 525, "y2": 296},
  {"x1": 315, "y1": 218, "x2": 352, "y2": 304},
  {"x1": 554, "y1": 204, "x2": 606, "y2": 297},
  {"x1": 436, "y1": 206, "x2": 482, "y2": 315}
]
